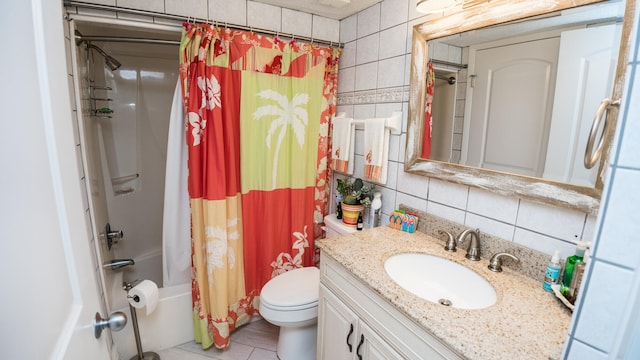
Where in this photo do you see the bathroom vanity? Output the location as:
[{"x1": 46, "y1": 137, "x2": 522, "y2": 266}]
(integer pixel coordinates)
[{"x1": 316, "y1": 227, "x2": 572, "y2": 359}]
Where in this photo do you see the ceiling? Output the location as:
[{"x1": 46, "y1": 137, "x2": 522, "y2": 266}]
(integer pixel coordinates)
[{"x1": 254, "y1": 0, "x2": 382, "y2": 20}]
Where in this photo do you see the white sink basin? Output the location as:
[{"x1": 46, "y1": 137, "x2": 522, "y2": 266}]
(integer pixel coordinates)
[{"x1": 384, "y1": 253, "x2": 497, "y2": 310}]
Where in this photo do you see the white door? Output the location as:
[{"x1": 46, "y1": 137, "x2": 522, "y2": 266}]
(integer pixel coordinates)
[
  {"x1": 0, "y1": 1, "x2": 113, "y2": 359},
  {"x1": 359, "y1": 322, "x2": 404, "y2": 360},
  {"x1": 542, "y1": 23, "x2": 622, "y2": 186},
  {"x1": 464, "y1": 36, "x2": 559, "y2": 176}
]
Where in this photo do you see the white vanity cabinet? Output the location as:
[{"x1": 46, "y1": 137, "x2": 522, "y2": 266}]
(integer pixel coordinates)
[{"x1": 317, "y1": 252, "x2": 463, "y2": 360}]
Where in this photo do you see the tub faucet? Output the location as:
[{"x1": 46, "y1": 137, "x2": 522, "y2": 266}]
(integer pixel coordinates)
[
  {"x1": 456, "y1": 228, "x2": 481, "y2": 261},
  {"x1": 105, "y1": 259, "x2": 135, "y2": 270}
]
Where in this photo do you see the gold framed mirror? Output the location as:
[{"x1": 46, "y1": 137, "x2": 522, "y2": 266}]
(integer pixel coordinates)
[{"x1": 405, "y1": 0, "x2": 634, "y2": 214}]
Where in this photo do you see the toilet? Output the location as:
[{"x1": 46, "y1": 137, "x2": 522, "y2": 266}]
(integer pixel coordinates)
[{"x1": 258, "y1": 214, "x2": 355, "y2": 360}]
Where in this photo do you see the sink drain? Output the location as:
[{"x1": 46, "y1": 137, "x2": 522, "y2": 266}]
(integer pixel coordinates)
[{"x1": 438, "y1": 298, "x2": 452, "y2": 306}]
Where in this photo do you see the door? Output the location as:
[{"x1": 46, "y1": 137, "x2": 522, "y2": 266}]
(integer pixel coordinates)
[
  {"x1": 464, "y1": 36, "x2": 560, "y2": 176},
  {"x1": 358, "y1": 322, "x2": 404, "y2": 360},
  {"x1": 0, "y1": 1, "x2": 112, "y2": 359},
  {"x1": 542, "y1": 23, "x2": 622, "y2": 186},
  {"x1": 318, "y1": 285, "x2": 359, "y2": 359}
]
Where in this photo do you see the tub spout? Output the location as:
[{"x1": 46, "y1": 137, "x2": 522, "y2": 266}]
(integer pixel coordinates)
[{"x1": 105, "y1": 259, "x2": 135, "y2": 270}]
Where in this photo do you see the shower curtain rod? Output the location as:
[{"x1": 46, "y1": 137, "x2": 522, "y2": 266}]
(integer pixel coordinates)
[
  {"x1": 64, "y1": 0, "x2": 344, "y2": 48},
  {"x1": 76, "y1": 34, "x2": 179, "y2": 46}
]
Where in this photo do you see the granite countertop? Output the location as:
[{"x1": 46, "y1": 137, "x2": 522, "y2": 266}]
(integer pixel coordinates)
[{"x1": 316, "y1": 226, "x2": 572, "y2": 360}]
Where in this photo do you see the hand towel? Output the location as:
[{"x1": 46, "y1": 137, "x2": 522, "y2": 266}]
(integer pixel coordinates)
[
  {"x1": 363, "y1": 117, "x2": 389, "y2": 184},
  {"x1": 331, "y1": 115, "x2": 355, "y2": 174}
]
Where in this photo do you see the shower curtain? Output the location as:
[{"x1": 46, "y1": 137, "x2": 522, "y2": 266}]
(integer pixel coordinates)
[
  {"x1": 421, "y1": 61, "x2": 435, "y2": 159},
  {"x1": 162, "y1": 80, "x2": 191, "y2": 287},
  {"x1": 179, "y1": 23, "x2": 340, "y2": 349}
]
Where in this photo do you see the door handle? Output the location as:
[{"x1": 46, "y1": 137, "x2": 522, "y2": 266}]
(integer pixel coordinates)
[
  {"x1": 584, "y1": 98, "x2": 620, "y2": 169},
  {"x1": 346, "y1": 323, "x2": 354, "y2": 352},
  {"x1": 94, "y1": 311, "x2": 127, "y2": 339}
]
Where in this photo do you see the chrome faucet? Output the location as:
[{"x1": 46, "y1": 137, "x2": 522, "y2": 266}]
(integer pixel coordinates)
[
  {"x1": 105, "y1": 259, "x2": 135, "y2": 270},
  {"x1": 456, "y1": 228, "x2": 481, "y2": 261}
]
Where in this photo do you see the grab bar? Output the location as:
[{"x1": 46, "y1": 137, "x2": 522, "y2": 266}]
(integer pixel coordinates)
[{"x1": 584, "y1": 98, "x2": 620, "y2": 169}]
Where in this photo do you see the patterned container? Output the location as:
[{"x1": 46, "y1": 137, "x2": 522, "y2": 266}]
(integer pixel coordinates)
[{"x1": 341, "y1": 202, "x2": 364, "y2": 227}]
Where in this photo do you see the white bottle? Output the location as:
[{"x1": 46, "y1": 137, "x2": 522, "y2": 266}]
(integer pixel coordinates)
[
  {"x1": 543, "y1": 250, "x2": 561, "y2": 292},
  {"x1": 369, "y1": 192, "x2": 382, "y2": 228}
]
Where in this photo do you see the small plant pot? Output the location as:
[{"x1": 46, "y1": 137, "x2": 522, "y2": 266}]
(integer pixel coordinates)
[{"x1": 341, "y1": 202, "x2": 364, "y2": 227}]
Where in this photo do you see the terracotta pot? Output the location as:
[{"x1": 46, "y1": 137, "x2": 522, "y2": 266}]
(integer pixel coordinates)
[{"x1": 341, "y1": 202, "x2": 364, "y2": 227}]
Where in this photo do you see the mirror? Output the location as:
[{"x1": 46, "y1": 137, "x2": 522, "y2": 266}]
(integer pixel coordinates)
[{"x1": 406, "y1": 0, "x2": 633, "y2": 214}]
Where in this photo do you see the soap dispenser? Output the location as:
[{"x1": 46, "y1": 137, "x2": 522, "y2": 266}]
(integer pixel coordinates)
[
  {"x1": 543, "y1": 250, "x2": 562, "y2": 292},
  {"x1": 561, "y1": 241, "x2": 590, "y2": 291}
]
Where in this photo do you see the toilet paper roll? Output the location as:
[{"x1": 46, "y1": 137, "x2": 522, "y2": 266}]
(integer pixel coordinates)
[{"x1": 128, "y1": 280, "x2": 159, "y2": 316}]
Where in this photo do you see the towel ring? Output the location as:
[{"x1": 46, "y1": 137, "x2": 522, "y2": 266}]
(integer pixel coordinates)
[{"x1": 584, "y1": 98, "x2": 620, "y2": 169}]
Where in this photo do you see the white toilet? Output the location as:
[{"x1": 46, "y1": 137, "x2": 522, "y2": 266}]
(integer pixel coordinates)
[{"x1": 259, "y1": 214, "x2": 355, "y2": 360}]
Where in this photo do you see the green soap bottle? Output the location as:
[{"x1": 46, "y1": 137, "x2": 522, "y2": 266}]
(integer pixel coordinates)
[{"x1": 562, "y1": 241, "x2": 589, "y2": 289}]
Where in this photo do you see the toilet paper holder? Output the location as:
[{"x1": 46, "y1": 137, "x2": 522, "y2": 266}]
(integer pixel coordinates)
[{"x1": 123, "y1": 280, "x2": 161, "y2": 360}]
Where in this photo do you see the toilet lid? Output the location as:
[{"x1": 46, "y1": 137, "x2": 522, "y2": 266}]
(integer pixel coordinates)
[{"x1": 261, "y1": 267, "x2": 319, "y2": 309}]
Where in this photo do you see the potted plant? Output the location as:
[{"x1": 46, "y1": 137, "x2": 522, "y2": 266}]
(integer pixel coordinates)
[{"x1": 336, "y1": 178, "x2": 373, "y2": 226}]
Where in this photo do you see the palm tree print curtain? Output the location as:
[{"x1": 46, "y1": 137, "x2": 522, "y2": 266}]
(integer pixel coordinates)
[{"x1": 179, "y1": 23, "x2": 340, "y2": 349}]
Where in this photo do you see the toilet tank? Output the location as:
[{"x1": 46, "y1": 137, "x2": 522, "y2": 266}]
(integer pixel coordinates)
[{"x1": 324, "y1": 214, "x2": 357, "y2": 238}]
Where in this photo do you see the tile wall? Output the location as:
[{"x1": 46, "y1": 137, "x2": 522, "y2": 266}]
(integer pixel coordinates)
[
  {"x1": 66, "y1": 0, "x2": 340, "y2": 43},
  {"x1": 335, "y1": 0, "x2": 596, "y2": 262},
  {"x1": 564, "y1": 0, "x2": 640, "y2": 358}
]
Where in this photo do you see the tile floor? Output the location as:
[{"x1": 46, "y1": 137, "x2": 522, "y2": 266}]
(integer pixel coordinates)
[{"x1": 156, "y1": 318, "x2": 279, "y2": 360}]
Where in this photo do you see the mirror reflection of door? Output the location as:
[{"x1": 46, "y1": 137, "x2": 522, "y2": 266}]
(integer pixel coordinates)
[
  {"x1": 463, "y1": 35, "x2": 559, "y2": 177},
  {"x1": 430, "y1": 70, "x2": 458, "y2": 163}
]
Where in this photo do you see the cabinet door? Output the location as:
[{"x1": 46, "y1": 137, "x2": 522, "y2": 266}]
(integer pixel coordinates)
[
  {"x1": 318, "y1": 284, "x2": 359, "y2": 360},
  {"x1": 357, "y1": 322, "x2": 404, "y2": 360}
]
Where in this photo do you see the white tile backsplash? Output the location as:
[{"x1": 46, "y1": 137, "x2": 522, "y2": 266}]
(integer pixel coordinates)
[
  {"x1": 282, "y1": 9, "x2": 312, "y2": 38},
  {"x1": 396, "y1": 169, "x2": 429, "y2": 199},
  {"x1": 396, "y1": 191, "x2": 427, "y2": 212},
  {"x1": 427, "y1": 201, "x2": 466, "y2": 224},
  {"x1": 467, "y1": 188, "x2": 519, "y2": 223},
  {"x1": 465, "y1": 213, "x2": 515, "y2": 241},
  {"x1": 428, "y1": 178, "x2": 468, "y2": 209},
  {"x1": 513, "y1": 228, "x2": 575, "y2": 258},
  {"x1": 516, "y1": 200, "x2": 586, "y2": 242}
]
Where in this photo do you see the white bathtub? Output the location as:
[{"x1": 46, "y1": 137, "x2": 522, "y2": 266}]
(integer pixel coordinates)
[
  {"x1": 111, "y1": 281, "x2": 193, "y2": 359},
  {"x1": 108, "y1": 249, "x2": 193, "y2": 359}
]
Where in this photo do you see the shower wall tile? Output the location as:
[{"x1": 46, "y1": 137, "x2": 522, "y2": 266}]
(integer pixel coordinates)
[
  {"x1": 312, "y1": 15, "x2": 340, "y2": 43},
  {"x1": 357, "y1": 3, "x2": 380, "y2": 37},
  {"x1": 339, "y1": 41, "x2": 356, "y2": 68},
  {"x1": 209, "y1": 0, "x2": 246, "y2": 25},
  {"x1": 355, "y1": 62, "x2": 378, "y2": 90},
  {"x1": 378, "y1": 24, "x2": 407, "y2": 60},
  {"x1": 356, "y1": 33, "x2": 380, "y2": 64},
  {"x1": 340, "y1": 14, "x2": 358, "y2": 43},
  {"x1": 337, "y1": 67, "x2": 355, "y2": 92},
  {"x1": 380, "y1": 0, "x2": 409, "y2": 29},
  {"x1": 247, "y1": 2, "x2": 281, "y2": 32},
  {"x1": 282, "y1": 9, "x2": 312, "y2": 39},
  {"x1": 377, "y1": 55, "x2": 405, "y2": 88},
  {"x1": 165, "y1": 0, "x2": 207, "y2": 18},
  {"x1": 116, "y1": 0, "x2": 164, "y2": 13}
]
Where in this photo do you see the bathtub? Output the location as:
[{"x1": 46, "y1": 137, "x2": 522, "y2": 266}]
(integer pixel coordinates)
[{"x1": 108, "y1": 249, "x2": 193, "y2": 359}]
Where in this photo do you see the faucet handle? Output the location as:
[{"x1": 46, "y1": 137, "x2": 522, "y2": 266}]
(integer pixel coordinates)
[
  {"x1": 487, "y1": 252, "x2": 520, "y2": 272},
  {"x1": 439, "y1": 230, "x2": 456, "y2": 252}
]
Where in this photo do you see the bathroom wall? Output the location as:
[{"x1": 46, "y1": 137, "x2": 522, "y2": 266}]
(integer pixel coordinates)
[
  {"x1": 336, "y1": 0, "x2": 597, "y2": 262},
  {"x1": 564, "y1": 0, "x2": 640, "y2": 357}
]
